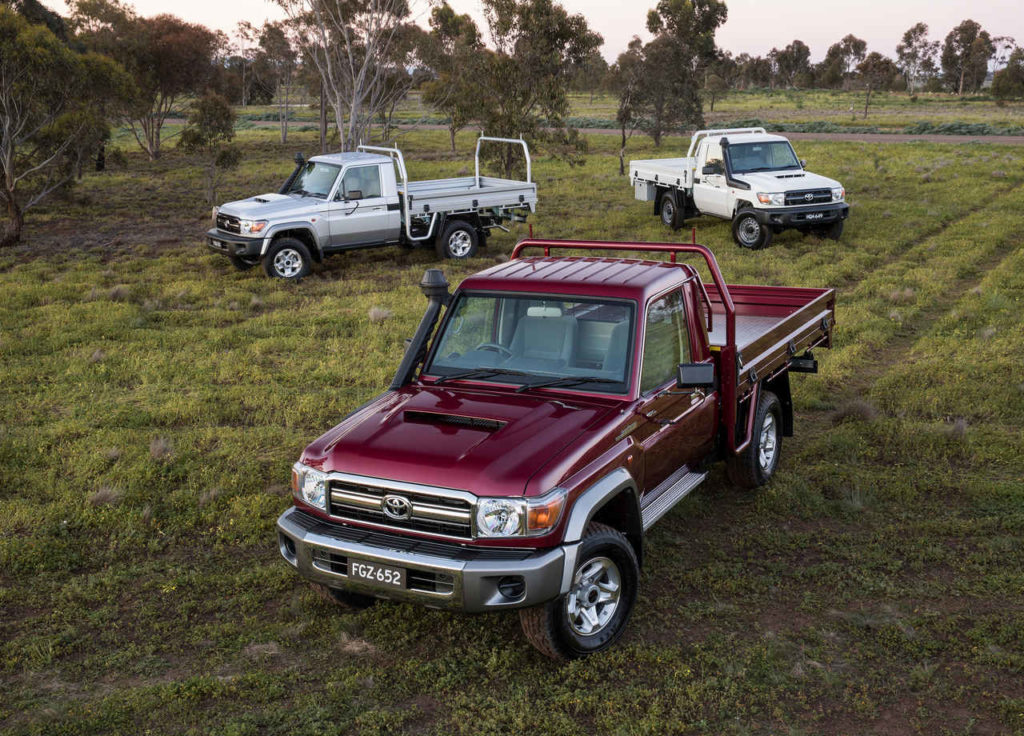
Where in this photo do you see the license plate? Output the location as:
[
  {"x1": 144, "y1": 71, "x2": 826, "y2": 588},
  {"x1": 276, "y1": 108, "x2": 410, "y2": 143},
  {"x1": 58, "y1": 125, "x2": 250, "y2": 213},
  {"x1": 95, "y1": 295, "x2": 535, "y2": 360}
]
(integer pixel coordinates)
[
  {"x1": 805, "y1": 212, "x2": 824, "y2": 220},
  {"x1": 349, "y1": 559, "x2": 405, "y2": 588}
]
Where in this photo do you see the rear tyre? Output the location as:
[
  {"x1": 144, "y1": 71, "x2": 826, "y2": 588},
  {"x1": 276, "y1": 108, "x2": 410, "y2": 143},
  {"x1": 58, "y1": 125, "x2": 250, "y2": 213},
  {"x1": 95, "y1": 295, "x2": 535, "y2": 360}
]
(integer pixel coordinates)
[
  {"x1": 263, "y1": 238, "x2": 312, "y2": 280},
  {"x1": 519, "y1": 522, "x2": 639, "y2": 660},
  {"x1": 436, "y1": 220, "x2": 479, "y2": 259},
  {"x1": 314, "y1": 583, "x2": 377, "y2": 609},
  {"x1": 726, "y1": 389, "x2": 782, "y2": 489},
  {"x1": 732, "y1": 210, "x2": 772, "y2": 249},
  {"x1": 228, "y1": 255, "x2": 258, "y2": 271},
  {"x1": 814, "y1": 219, "x2": 844, "y2": 240},
  {"x1": 659, "y1": 192, "x2": 682, "y2": 230}
]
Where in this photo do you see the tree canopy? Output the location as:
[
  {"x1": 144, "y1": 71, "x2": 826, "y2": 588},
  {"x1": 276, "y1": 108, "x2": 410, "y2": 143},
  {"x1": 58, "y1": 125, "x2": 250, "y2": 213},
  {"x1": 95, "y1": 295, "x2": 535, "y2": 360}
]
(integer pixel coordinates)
[
  {"x1": 475, "y1": 0, "x2": 602, "y2": 174},
  {"x1": 941, "y1": 19, "x2": 994, "y2": 95},
  {"x1": 70, "y1": 1, "x2": 220, "y2": 159},
  {"x1": 1, "y1": 5, "x2": 133, "y2": 247}
]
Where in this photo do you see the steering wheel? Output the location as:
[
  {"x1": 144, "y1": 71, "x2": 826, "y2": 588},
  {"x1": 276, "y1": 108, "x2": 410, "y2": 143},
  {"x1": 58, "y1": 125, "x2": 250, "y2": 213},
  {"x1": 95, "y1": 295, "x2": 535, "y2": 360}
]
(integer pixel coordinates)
[{"x1": 476, "y1": 342, "x2": 512, "y2": 358}]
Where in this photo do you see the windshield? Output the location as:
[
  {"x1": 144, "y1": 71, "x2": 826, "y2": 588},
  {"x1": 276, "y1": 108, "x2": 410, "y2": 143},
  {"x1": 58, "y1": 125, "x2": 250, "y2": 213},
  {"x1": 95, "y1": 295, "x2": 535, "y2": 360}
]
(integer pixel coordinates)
[
  {"x1": 728, "y1": 142, "x2": 801, "y2": 173},
  {"x1": 425, "y1": 293, "x2": 635, "y2": 394},
  {"x1": 286, "y1": 161, "x2": 341, "y2": 198}
]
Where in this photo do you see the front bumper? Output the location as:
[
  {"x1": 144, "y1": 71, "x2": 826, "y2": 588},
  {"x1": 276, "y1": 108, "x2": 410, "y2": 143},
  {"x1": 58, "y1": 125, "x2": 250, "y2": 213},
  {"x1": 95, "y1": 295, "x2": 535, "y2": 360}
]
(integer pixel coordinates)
[
  {"x1": 276, "y1": 506, "x2": 569, "y2": 613},
  {"x1": 205, "y1": 228, "x2": 264, "y2": 258},
  {"x1": 753, "y1": 202, "x2": 849, "y2": 228}
]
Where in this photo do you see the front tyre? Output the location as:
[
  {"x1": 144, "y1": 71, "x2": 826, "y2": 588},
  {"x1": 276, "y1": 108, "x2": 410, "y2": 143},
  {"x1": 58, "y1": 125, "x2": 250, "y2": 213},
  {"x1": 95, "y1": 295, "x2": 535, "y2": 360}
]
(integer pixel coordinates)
[
  {"x1": 436, "y1": 220, "x2": 479, "y2": 259},
  {"x1": 732, "y1": 210, "x2": 772, "y2": 250},
  {"x1": 726, "y1": 389, "x2": 782, "y2": 489},
  {"x1": 519, "y1": 522, "x2": 639, "y2": 660},
  {"x1": 263, "y1": 238, "x2": 312, "y2": 280}
]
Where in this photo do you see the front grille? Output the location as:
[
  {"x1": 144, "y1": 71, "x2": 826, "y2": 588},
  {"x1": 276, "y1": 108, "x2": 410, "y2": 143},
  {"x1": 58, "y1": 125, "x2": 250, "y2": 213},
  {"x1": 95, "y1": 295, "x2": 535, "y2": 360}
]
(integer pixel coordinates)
[
  {"x1": 291, "y1": 509, "x2": 532, "y2": 561},
  {"x1": 328, "y1": 481, "x2": 474, "y2": 539},
  {"x1": 784, "y1": 189, "x2": 832, "y2": 206},
  {"x1": 311, "y1": 548, "x2": 348, "y2": 575},
  {"x1": 216, "y1": 213, "x2": 240, "y2": 233},
  {"x1": 310, "y1": 548, "x2": 455, "y2": 594}
]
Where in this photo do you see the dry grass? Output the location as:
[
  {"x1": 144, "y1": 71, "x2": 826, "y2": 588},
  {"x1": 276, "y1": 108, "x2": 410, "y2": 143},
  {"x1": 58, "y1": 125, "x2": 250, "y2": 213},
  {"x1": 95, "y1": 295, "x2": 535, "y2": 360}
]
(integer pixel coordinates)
[
  {"x1": 368, "y1": 306, "x2": 393, "y2": 323},
  {"x1": 87, "y1": 485, "x2": 123, "y2": 507}
]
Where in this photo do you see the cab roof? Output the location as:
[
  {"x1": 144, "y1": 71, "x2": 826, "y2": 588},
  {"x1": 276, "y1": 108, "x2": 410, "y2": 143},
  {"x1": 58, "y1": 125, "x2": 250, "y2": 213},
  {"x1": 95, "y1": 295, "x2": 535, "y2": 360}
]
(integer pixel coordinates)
[
  {"x1": 458, "y1": 256, "x2": 699, "y2": 302},
  {"x1": 308, "y1": 151, "x2": 391, "y2": 167},
  {"x1": 718, "y1": 132, "x2": 790, "y2": 145}
]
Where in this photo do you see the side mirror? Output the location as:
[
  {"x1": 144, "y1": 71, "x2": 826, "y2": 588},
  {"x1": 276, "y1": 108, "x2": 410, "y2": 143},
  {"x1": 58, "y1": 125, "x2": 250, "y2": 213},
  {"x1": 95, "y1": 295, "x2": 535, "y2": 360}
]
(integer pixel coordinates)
[
  {"x1": 676, "y1": 363, "x2": 715, "y2": 389},
  {"x1": 346, "y1": 190, "x2": 363, "y2": 201},
  {"x1": 799, "y1": 159, "x2": 807, "y2": 168},
  {"x1": 701, "y1": 164, "x2": 720, "y2": 176}
]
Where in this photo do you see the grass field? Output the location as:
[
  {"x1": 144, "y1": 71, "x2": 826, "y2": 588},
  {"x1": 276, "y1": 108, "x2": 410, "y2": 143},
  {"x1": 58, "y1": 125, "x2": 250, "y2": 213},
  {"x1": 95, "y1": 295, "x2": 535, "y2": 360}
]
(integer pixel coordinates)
[
  {"x1": 2, "y1": 128, "x2": 1024, "y2": 735},
  {"x1": 236, "y1": 89, "x2": 1024, "y2": 136}
]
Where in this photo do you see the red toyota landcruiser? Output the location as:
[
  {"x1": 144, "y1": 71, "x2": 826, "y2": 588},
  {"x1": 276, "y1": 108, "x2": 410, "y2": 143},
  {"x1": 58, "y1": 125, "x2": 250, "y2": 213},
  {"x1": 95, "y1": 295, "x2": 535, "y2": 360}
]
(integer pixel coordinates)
[{"x1": 277, "y1": 239, "x2": 835, "y2": 659}]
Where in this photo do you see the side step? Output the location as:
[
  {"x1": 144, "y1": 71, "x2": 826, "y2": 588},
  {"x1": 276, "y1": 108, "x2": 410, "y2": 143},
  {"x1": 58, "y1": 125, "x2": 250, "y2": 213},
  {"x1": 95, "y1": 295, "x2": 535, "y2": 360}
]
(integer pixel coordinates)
[{"x1": 640, "y1": 467, "x2": 707, "y2": 531}]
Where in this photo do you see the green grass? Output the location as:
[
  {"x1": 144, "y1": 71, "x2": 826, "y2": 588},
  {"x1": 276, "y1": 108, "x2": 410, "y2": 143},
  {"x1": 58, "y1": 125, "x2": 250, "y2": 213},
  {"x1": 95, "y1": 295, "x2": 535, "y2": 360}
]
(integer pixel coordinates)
[
  {"x1": 217, "y1": 88, "x2": 1024, "y2": 140},
  {"x1": 2, "y1": 128, "x2": 1024, "y2": 735}
]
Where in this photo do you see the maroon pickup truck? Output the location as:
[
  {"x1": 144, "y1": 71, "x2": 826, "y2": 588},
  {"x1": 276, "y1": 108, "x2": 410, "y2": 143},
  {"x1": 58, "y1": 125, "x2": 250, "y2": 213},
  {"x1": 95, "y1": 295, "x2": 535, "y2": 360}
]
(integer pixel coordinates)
[{"x1": 277, "y1": 239, "x2": 835, "y2": 659}]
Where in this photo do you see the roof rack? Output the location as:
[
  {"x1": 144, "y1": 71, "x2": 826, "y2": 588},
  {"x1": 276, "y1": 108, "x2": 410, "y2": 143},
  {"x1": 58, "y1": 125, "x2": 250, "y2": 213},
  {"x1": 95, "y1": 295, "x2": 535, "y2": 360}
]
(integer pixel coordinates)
[{"x1": 510, "y1": 233, "x2": 735, "y2": 347}]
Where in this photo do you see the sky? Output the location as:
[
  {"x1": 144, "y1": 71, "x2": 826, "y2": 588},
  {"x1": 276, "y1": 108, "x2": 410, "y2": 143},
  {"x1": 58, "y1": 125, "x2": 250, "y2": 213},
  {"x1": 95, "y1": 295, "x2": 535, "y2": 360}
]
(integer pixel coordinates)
[{"x1": 50, "y1": 0, "x2": 1024, "y2": 63}]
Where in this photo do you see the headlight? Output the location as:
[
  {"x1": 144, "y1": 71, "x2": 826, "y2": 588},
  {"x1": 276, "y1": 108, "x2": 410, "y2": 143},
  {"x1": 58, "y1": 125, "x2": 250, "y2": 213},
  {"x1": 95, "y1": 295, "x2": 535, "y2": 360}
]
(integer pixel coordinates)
[
  {"x1": 756, "y1": 192, "x2": 785, "y2": 206},
  {"x1": 477, "y1": 499, "x2": 524, "y2": 537},
  {"x1": 239, "y1": 219, "x2": 268, "y2": 235},
  {"x1": 475, "y1": 489, "x2": 567, "y2": 538},
  {"x1": 832, "y1": 187, "x2": 845, "y2": 201},
  {"x1": 292, "y1": 462, "x2": 326, "y2": 510}
]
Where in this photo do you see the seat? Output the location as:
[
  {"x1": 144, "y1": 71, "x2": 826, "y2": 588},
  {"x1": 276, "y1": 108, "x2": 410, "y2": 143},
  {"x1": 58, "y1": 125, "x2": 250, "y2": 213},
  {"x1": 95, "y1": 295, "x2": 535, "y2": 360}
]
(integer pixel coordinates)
[
  {"x1": 505, "y1": 316, "x2": 577, "y2": 372},
  {"x1": 602, "y1": 320, "x2": 631, "y2": 378}
]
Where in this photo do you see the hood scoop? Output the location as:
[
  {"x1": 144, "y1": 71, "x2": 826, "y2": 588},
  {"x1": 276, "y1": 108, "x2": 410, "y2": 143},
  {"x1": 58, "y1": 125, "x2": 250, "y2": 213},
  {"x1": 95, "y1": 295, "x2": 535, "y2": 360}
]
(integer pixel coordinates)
[
  {"x1": 405, "y1": 410, "x2": 506, "y2": 432},
  {"x1": 775, "y1": 173, "x2": 805, "y2": 179},
  {"x1": 252, "y1": 193, "x2": 292, "y2": 203}
]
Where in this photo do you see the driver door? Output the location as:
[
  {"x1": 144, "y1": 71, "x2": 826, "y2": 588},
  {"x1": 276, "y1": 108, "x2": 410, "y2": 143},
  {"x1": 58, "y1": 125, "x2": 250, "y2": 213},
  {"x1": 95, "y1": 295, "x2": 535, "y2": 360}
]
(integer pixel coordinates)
[
  {"x1": 329, "y1": 164, "x2": 393, "y2": 249},
  {"x1": 692, "y1": 140, "x2": 731, "y2": 217},
  {"x1": 634, "y1": 288, "x2": 717, "y2": 494}
]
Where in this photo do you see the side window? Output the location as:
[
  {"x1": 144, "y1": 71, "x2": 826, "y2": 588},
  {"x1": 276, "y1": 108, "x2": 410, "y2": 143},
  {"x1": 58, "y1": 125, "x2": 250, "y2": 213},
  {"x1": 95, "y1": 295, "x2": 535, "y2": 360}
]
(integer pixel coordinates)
[
  {"x1": 640, "y1": 289, "x2": 690, "y2": 393},
  {"x1": 340, "y1": 166, "x2": 382, "y2": 200},
  {"x1": 705, "y1": 141, "x2": 724, "y2": 174}
]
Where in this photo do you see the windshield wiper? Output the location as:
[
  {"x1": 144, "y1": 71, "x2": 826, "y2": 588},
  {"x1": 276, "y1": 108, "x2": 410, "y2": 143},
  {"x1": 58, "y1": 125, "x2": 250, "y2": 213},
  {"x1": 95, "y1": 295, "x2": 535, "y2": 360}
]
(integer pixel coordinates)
[
  {"x1": 515, "y1": 375, "x2": 621, "y2": 393},
  {"x1": 432, "y1": 368, "x2": 534, "y2": 385}
]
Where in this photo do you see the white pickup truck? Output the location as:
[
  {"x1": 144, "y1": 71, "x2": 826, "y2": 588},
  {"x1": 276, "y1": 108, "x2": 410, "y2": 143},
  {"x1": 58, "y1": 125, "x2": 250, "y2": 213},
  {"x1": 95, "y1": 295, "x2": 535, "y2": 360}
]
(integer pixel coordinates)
[
  {"x1": 630, "y1": 128, "x2": 848, "y2": 249},
  {"x1": 206, "y1": 136, "x2": 537, "y2": 279}
]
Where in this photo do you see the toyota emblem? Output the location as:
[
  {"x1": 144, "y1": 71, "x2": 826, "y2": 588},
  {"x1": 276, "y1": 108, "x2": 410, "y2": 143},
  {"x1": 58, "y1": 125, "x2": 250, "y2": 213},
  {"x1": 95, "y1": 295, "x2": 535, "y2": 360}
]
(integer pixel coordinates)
[
  {"x1": 804, "y1": 193, "x2": 814, "y2": 202},
  {"x1": 382, "y1": 494, "x2": 412, "y2": 520}
]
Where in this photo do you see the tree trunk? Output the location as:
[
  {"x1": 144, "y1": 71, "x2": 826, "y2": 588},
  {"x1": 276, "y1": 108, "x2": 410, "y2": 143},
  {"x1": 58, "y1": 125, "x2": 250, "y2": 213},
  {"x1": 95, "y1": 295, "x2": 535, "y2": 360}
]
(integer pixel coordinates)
[
  {"x1": 280, "y1": 83, "x2": 289, "y2": 145},
  {"x1": 619, "y1": 126, "x2": 626, "y2": 176},
  {"x1": 863, "y1": 86, "x2": 871, "y2": 118},
  {"x1": 319, "y1": 93, "x2": 327, "y2": 154},
  {"x1": 1, "y1": 196, "x2": 24, "y2": 248},
  {"x1": 958, "y1": 66, "x2": 965, "y2": 96},
  {"x1": 96, "y1": 141, "x2": 106, "y2": 172},
  {"x1": 449, "y1": 126, "x2": 456, "y2": 152}
]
